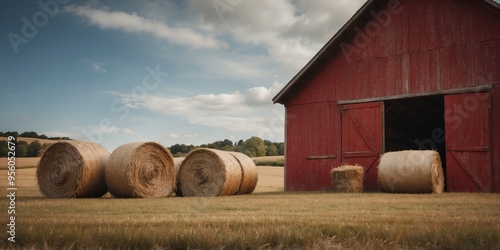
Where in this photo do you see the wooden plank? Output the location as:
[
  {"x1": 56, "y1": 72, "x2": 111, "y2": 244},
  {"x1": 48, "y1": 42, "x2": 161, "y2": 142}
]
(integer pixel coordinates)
[
  {"x1": 337, "y1": 85, "x2": 493, "y2": 104},
  {"x1": 305, "y1": 155, "x2": 337, "y2": 160},
  {"x1": 492, "y1": 85, "x2": 500, "y2": 193},
  {"x1": 341, "y1": 102, "x2": 383, "y2": 191},
  {"x1": 445, "y1": 93, "x2": 492, "y2": 192}
]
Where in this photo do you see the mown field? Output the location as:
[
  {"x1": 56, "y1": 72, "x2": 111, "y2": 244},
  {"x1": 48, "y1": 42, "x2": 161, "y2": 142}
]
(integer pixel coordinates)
[{"x1": 0, "y1": 157, "x2": 499, "y2": 249}]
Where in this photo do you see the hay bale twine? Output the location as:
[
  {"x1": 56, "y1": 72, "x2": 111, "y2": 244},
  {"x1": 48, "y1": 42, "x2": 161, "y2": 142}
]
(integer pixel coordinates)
[
  {"x1": 229, "y1": 152, "x2": 258, "y2": 194},
  {"x1": 36, "y1": 141, "x2": 109, "y2": 198},
  {"x1": 330, "y1": 165, "x2": 364, "y2": 193},
  {"x1": 106, "y1": 142, "x2": 175, "y2": 198},
  {"x1": 178, "y1": 148, "x2": 242, "y2": 197},
  {"x1": 378, "y1": 150, "x2": 444, "y2": 194}
]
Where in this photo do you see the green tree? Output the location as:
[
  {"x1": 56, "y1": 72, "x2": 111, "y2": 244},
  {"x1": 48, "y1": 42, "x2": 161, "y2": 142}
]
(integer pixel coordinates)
[
  {"x1": 4, "y1": 131, "x2": 19, "y2": 138},
  {"x1": 16, "y1": 141, "x2": 28, "y2": 157},
  {"x1": 277, "y1": 143, "x2": 285, "y2": 155},
  {"x1": 266, "y1": 144, "x2": 278, "y2": 156},
  {"x1": 20, "y1": 131, "x2": 39, "y2": 138},
  {"x1": 27, "y1": 140, "x2": 42, "y2": 157},
  {"x1": 244, "y1": 136, "x2": 266, "y2": 157},
  {"x1": 0, "y1": 141, "x2": 7, "y2": 157}
]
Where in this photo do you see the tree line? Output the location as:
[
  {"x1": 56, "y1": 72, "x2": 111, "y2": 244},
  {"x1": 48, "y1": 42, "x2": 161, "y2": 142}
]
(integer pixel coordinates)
[
  {"x1": 169, "y1": 136, "x2": 284, "y2": 157},
  {"x1": 0, "y1": 131, "x2": 285, "y2": 158},
  {"x1": 0, "y1": 131, "x2": 71, "y2": 141},
  {"x1": 0, "y1": 140, "x2": 48, "y2": 157}
]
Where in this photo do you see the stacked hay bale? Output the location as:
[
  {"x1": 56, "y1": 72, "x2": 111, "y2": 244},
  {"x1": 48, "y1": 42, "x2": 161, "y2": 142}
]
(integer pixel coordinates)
[
  {"x1": 378, "y1": 150, "x2": 444, "y2": 194},
  {"x1": 37, "y1": 141, "x2": 110, "y2": 198},
  {"x1": 105, "y1": 142, "x2": 176, "y2": 198},
  {"x1": 177, "y1": 148, "x2": 258, "y2": 197},
  {"x1": 330, "y1": 165, "x2": 364, "y2": 193}
]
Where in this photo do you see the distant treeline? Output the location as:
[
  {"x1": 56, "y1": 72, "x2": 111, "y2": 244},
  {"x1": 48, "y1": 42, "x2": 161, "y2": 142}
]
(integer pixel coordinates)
[
  {"x1": 0, "y1": 131, "x2": 284, "y2": 158},
  {"x1": 0, "y1": 131, "x2": 71, "y2": 141},
  {"x1": 0, "y1": 131, "x2": 70, "y2": 157},
  {"x1": 0, "y1": 140, "x2": 48, "y2": 157},
  {"x1": 169, "y1": 136, "x2": 284, "y2": 157}
]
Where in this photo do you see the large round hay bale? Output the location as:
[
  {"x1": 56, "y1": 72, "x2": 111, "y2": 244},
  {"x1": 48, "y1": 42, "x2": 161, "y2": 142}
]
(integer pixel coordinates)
[
  {"x1": 378, "y1": 150, "x2": 444, "y2": 194},
  {"x1": 36, "y1": 141, "x2": 109, "y2": 198},
  {"x1": 330, "y1": 165, "x2": 364, "y2": 193},
  {"x1": 178, "y1": 148, "x2": 242, "y2": 197},
  {"x1": 106, "y1": 142, "x2": 175, "y2": 198},
  {"x1": 229, "y1": 152, "x2": 258, "y2": 194}
]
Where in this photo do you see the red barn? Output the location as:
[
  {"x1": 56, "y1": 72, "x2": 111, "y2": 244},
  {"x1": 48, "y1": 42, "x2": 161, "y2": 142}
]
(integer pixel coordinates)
[{"x1": 273, "y1": 0, "x2": 500, "y2": 192}]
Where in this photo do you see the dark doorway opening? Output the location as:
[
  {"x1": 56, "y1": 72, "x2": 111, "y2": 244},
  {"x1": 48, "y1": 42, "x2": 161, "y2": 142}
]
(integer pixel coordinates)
[{"x1": 384, "y1": 96, "x2": 447, "y2": 189}]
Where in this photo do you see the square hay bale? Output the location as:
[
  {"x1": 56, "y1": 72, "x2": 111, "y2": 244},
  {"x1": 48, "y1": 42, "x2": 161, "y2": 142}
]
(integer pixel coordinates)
[{"x1": 330, "y1": 165, "x2": 364, "y2": 193}]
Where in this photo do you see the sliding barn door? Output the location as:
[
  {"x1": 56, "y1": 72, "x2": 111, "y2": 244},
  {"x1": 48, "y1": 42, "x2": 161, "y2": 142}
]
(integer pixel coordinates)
[
  {"x1": 341, "y1": 102, "x2": 384, "y2": 191},
  {"x1": 445, "y1": 92, "x2": 492, "y2": 192}
]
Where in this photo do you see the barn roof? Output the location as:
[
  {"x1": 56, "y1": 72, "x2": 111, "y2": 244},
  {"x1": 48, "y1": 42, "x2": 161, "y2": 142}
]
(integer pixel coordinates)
[{"x1": 272, "y1": 0, "x2": 500, "y2": 104}]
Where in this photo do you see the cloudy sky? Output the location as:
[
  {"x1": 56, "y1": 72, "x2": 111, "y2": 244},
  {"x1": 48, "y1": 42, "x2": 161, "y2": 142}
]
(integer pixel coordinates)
[{"x1": 0, "y1": 0, "x2": 365, "y2": 151}]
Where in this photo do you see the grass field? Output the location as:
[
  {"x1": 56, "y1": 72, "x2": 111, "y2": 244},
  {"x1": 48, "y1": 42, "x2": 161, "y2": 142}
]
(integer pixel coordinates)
[{"x1": 0, "y1": 157, "x2": 499, "y2": 249}]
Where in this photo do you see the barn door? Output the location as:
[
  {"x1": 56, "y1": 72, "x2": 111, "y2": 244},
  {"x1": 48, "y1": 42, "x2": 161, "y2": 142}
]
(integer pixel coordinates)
[
  {"x1": 445, "y1": 92, "x2": 492, "y2": 192},
  {"x1": 341, "y1": 102, "x2": 384, "y2": 191}
]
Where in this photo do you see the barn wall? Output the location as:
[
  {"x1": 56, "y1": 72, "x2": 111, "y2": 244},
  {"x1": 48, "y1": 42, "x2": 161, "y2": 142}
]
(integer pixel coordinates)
[
  {"x1": 286, "y1": 0, "x2": 500, "y2": 106},
  {"x1": 283, "y1": 0, "x2": 500, "y2": 191},
  {"x1": 285, "y1": 102, "x2": 340, "y2": 191},
  {"x1": 492, "y1": 84, "x2": 500, "y2": 193}
]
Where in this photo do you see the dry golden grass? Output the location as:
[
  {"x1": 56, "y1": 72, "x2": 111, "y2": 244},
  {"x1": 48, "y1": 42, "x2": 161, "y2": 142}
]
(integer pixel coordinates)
[
  {"x1": 253, "y1": 155, "x2": 284, "y2": 166},
  {"x1": 1, "y1": 155, "x2": 499, "y2": 249},
  {"x1": 252, "y1": 155, "x2": 284, "y2": 162},
  {"x1": 0, "y1": 157, "x2": 40, "y2": 170}
]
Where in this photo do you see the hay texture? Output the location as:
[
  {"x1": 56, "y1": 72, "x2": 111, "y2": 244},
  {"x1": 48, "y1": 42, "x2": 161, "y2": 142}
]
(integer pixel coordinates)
[
  {"x1": 174, "y1": 157, "x2": 184, "y2": 197},
  {"x1": 330, "y1": 165, "x2": 364, "y2": 193},
  {"x1": 378, "y1": 150, "x2": 444, "y2": 194},
  {"x1": 106, "y1": 142, "x2": 175, "y2": 198},
  {"x1": 229, "y1": 152, "x2": 258, "y2": 194},
  {"x1": 178, "y1": 148, "x2": 242, "y2": 197},
  {"x1": 37, "y1": 141, "x2": 109, "y2": 198}
]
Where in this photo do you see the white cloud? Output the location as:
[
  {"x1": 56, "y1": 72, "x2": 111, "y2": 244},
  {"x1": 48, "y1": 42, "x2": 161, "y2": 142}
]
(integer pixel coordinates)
[
  {"x1": 187, "y1": 0, "x2": 365, "y2": 71},
  {"x1": 83, "y1": 60, "x2": 108, "y2": 73},
  {"x1": 107, "y1": 82, "x2": 285, "y2": 140},
  {"x1": 116, "y1": 91, "x2": 247, "y2": 116},
  {"x1": 164, "y1": 132, "x2": 198, "y2": 139},
  {"x1": 65, "y1": 5, "x2": 228, "y2": 50},
  {"x1": 188, "y1": 116, "x2": 259, "y2": 132},
  {"x1": 194, "y1": 91, "x2": 244, "y2": 111},
  {"x1": 245, "y1": 81, "x2": 285, "y2": 106},
  {"x1": 100, "y1": 126, "x2": 135, "y2": 135},
  {"x1": 164, "y1": 133, "x2": 180, "y2": 139}
]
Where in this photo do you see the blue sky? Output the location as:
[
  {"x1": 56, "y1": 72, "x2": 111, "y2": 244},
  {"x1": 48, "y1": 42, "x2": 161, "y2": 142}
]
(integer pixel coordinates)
[{"x1": 0, "y1": 0, "x2": 365, "y2": 151}]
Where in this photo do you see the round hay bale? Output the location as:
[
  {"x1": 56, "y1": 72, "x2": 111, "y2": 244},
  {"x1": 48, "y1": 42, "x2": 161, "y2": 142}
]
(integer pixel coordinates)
[
  {"x1": 229, "y1": 152, "x2": 258, "y2": 194},
  {"x1": 106, "y1": 142, "x2": 175, "y2": 198},
  {"x1": 330, "y1": 165, "x2": 364, "y2": 193},
  {"x1": 178, "y1": 148, "x2": 242, "y2": 197},
  {"x1": 36, "y1": 141, "x2": 109, "y2": 198},
  {"x1": 378, "y1": 150, "x2": 444, "y2": 194}
]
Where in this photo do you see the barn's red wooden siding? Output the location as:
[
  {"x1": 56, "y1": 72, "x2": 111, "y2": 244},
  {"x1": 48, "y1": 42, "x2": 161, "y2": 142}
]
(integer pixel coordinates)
[
  {"x1": 285, "y1": 102, "x2": 340, "y2": 191},
  {"x1": 281, "y1": 0, "x2": 500, "y2": 192},
  {"x1": 492, "y1": 85, "x2": 500, "y2": 193}
]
